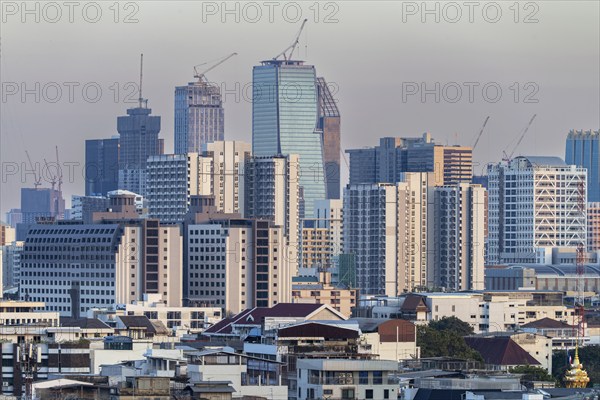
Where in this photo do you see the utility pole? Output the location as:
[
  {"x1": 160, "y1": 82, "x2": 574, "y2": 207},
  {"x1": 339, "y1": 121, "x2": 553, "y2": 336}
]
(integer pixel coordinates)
[{"x1": 16, "y1": 341, "x2": 42, "y2": 400}]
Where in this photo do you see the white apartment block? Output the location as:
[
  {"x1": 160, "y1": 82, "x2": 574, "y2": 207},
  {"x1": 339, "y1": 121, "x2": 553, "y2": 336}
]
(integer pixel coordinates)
[
  {"x1": 431, "y1": 183, "x2": 486, "y2": 290},
  {"x1": 187, "y1": 218, "x2": 292, "y2": 313},
  {"x1": 1, "y1": 240, "x2": 23, "y2": 288},
  {"x1": 19, "y1": 222, "x2": 182, "y2": 316},
  {"x1": 487, "y1": 156, "x2": 587, "y2": 264},
  {"x1": 344, "y1": 173, "x2": 433, "y2": 296},
  {"x1": 243, "y1": 154, "x2": 300, "y2": 266},
  {"x1": 147, "y1": 141, "x2": 251, "y2": 223}
]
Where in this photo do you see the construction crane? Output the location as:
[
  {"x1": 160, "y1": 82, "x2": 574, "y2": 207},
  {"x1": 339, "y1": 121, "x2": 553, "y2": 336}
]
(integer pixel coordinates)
[
  {"x1": 472, "y1": 116, "x2": 490, "y2": 150},
  {"x1": 25, "y1": 151, "x2": 41, "y2": 189},
  {"x1": 55, "y1": 146, "x2": 63, "y2": 193},
  {"x1": 273, "y1": 18, "x2": 308, "y2": 61},
  {"x1": 502, "y1": 114, "x2": 537, "y2": 162},
  {"x1": 193, "y1": 52, "x2": 238, "y2": 84},
  {"x1": 43, "y1": 158, "x2": 57, "y2": 191}
]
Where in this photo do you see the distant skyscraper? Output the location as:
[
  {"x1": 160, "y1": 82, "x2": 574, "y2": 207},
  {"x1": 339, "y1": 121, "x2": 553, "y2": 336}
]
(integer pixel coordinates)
[
  {"x1": 117, "y1": 102, "x2": 163, "y2": 196},
  {"x1": 344, "y1": 173, "x2": 434, "y2": 296},
  {"x1": 487, "y1": 156, "x2": 587, "y2": 264},
  {"x1": 20, "y1": 188, "x2": 65, "y2": 224},
  {"x1": 346, "y1": 133, "x2": 473, "y2": 186},
  {"x1": 174, "y1": 81, "x2": 224, "y2": 154},
  {"x1": 85, "y1": 137, "x2": 119, "y2": 196},
  {"x1": 566, "y1": 129, "x2": 599, "y2": 202},
  {"x1": 317, "y1": 77, "x2": 341, "y2": 199},
  {"x1": 430, "y1": 183, "x2": 486, "y2": 291},
  {"x1": 252, "y1": 59, "x2": 326, "y2": 217}
]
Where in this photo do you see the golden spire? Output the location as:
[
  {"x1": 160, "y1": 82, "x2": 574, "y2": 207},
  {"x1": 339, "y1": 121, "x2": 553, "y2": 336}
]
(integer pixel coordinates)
[{"x1": 563, "y1": 343, "x2": 590, "y2": 389}]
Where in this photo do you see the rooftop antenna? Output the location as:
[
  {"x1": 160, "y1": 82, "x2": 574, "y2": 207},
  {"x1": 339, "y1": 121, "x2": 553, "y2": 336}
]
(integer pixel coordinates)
[{"x1": 138, "y1": 53, "x2": 144, "y2": 108}]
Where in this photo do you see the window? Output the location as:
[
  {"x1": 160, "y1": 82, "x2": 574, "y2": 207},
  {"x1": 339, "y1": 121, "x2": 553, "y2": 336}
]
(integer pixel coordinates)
[
  {"x1": 341, "y1": 389, "x2": 355, "y2": 399},
  {"x1": 373, "y1": 371, "x2": 383, "y2": 384},
  {"x1": 359, "y1": 371, "x2": 368, "y2": 384},
  {"x1": 366, "y1": 389, "x2": 374, "y2": 399},
  {"x1": 384, "y1": 389, "x2": 390, "y2": 399}
]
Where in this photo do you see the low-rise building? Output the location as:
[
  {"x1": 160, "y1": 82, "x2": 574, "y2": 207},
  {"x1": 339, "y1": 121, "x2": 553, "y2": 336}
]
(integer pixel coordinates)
[{"x1": 296, "y1": 358, "x2": 398, "y2": 400}]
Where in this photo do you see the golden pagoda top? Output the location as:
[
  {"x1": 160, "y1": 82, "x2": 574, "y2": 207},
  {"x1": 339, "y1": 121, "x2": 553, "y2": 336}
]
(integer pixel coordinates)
[{"x1": 563, "y1": 345, "x2": 590, "y2": 389}]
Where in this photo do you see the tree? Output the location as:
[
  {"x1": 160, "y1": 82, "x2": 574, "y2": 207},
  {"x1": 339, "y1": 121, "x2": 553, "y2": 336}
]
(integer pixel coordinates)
[
  {"x1": 417, "y1": 324, "x2": 483, "y2": 361},
  {"x1": 509, "y1": 365, "x2": 555, "y2": 383},
  {"x1": 429, "y1": 316, "x2": 474, "y2": 336}
]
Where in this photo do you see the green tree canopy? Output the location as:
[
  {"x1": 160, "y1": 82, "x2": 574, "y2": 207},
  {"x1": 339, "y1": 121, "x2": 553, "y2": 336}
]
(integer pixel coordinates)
[
  {"x1": 429, "y1": 316, "x2": 475, "y2": 336},
  {"x1": 417, "y1": 324, "x2": 483, "y2": 361}
]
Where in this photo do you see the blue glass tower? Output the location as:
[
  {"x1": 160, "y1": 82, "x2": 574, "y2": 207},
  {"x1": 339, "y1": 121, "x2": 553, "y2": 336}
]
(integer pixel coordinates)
[
  {"x1": 252, "y1": 60, "x2": 326, "y2": 217},
  {"x1": 566, "y1": 130, "x2": 599, "y2": 202}
]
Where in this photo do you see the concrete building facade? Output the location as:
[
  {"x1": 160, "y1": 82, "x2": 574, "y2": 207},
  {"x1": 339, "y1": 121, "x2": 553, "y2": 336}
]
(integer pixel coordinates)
[
  {"x1": 431, "y1": 183, "x2": 486, "y2": 290},
  {"x1": 487, "y1": 156, "x2": 587, "y2": 264},
  {"x1": 344, "y1": 173, "x2": 434, "y2": 296}
]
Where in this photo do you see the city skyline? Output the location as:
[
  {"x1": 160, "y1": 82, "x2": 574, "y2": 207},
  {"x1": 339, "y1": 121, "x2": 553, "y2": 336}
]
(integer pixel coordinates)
[{"x1": 2, "y1": 1, "x2": 599, "y2": 215}]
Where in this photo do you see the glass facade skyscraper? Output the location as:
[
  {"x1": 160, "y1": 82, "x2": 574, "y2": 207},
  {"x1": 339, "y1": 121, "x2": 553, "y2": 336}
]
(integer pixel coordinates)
[
  {"x1": 117, "y1": 106, "x2": 162, "y2": 196},
  {"x1": 252, "y1": 60, "x2": 326, "y2": 217},
  {"x1": 566, "y1": 129, "x2": 599, "y2": 202},
  {"x1": 85, "y1": 137, "x2": 119, "y2": 196},
  {"x1": 174, "y1": 82, "x2": 224, "y2": 154}
]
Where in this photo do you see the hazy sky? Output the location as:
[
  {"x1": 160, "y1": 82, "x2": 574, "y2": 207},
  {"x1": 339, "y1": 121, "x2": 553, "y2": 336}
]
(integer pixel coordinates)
[{"x1": 1, "y1": 0, "x2": 599, "y2": 216}]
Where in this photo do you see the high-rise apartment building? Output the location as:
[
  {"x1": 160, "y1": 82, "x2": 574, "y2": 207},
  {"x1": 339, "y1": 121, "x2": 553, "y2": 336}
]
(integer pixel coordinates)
[
  {"x1": 1, "y1": 241, "x2": 23, "y2": 289},
  {"x1": 343, "y1": 173, "x2": 434, "y2": 296},
  {"x1": 243, "y1": 154, "x2": 300, "y2": 256},
  {"x1": 317, "y1": 77, "x2": 341, "y2": 199},
  {"x1": 147, "y1": 141, "x2": 251, "y2": 223},
  {"x1": 117, "y1": 104, "x2": 163, "y2": 196},
  {"x1": 85, "y1": 137, "x2": 119, "y2": 196},
  {"x1": 300, "y1": 199, "x2": 343, "y2": 270},
  {"x1": 430, "y1": 183, "x2": 486, "y2": 291},
  {"x1": 588, "y1": 202, "x2": 600, "y2": 251},
  {"x1": 187, "y1": 217, "x2": 292, "y2": 312},
  {"x1": 487, "y1": 156, "x2": 587, "y2": 264},
  {"x1": 566, "y1": 129, "x2": 599, "y2": 202},
  {"x1": 252, "y1": 59, "x2": 327, "y2": 217},
  {"x1": 346, "y1": 133, "x2": 473, "y2": 186},
  {"x1": 174, "y1": 81, "x2": 224, "y2": 154}
]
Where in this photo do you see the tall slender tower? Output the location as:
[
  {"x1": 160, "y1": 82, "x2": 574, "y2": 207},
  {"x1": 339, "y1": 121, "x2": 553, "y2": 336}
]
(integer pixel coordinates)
[
  {"x1": 252, "y1": 59, "x2": 326, "y2": 217},
  {"x1": 118, "y1": 54, "x2": 163, "y2": 196}
]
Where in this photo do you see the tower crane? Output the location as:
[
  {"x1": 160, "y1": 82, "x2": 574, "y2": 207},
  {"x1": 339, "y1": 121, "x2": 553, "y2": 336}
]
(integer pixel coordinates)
[
  {"x1": 55, "y1": 146, "x2": 63, "y2": 193},
  {"x1": 502, "y1": 114, "x2": 537, "y2": 162},
  {"x1": 193, "y1": 52, "x2": 238, "y2": 84},
  {"x1": 273, "y1": 19, "x2": 308, "y2": 61},
  {"x1": 43, "y1": 158, "x2": 57, "y2": 191},
  {"x1": 472, "y1": 116, "x2": 490, "y2": 150},
  {"x1": 25, "y1": 151, "x2": 41, "y2": 189}
]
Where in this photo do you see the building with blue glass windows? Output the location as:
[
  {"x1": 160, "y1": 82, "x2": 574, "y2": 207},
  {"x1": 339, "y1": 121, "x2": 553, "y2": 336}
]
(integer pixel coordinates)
[
  {"x1": 566, "y1": 129, "x2": 599, "y2": 202},
  {"x1": 252, "y1": 59, "x2": 327, "y2": 218}
]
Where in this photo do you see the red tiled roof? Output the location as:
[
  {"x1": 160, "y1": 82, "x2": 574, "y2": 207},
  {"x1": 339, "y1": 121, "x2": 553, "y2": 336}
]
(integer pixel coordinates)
[
  {"x1": 522, "y1": 317, "x2": 573, "y2": 329},
  {"x1": 465, "y1": 336, "x2": 540, "y2": 366},
  {"x1": 204, "y1": 304, "x2": 330, "y2": 334},
  {"x1": 278, "y1": 322, "x2": 359, "y2": 339},
  {"x1": 401, "y1": 294, "x2": 429, "y2": 312}
]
